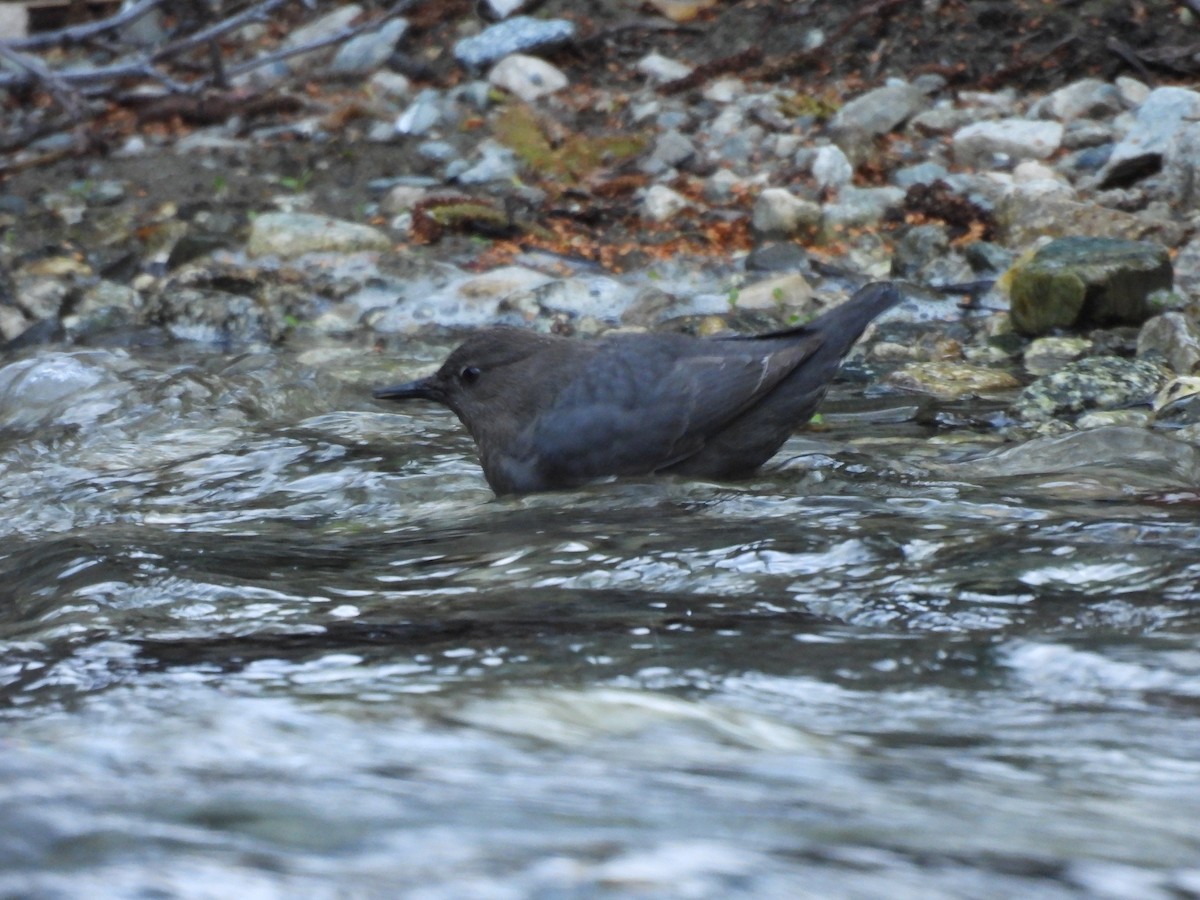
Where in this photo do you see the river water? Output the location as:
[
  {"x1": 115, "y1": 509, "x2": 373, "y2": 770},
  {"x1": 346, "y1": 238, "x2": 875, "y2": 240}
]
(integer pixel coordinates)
[{"x1": 2, "y1": 340, "x2": 1199, "y2": 899}]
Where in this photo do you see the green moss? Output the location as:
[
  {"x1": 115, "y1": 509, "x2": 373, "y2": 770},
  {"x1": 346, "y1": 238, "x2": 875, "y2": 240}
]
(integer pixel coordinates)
[
  {"x1": 493, "y1": 104, "x2": 646, "y2": 187},
  {"x1": 777, "y1": 92, "x2": 840, "y2": 121}
]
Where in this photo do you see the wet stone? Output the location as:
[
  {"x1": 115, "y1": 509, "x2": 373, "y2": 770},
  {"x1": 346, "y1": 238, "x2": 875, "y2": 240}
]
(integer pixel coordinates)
[
  {"x1": 1007, "y1": 236, "x2": 1174, "y2": 335},
  {"x1": 1023, "y1": 336, "x2": 1093, "y2": 376},
  {"x1": 885, "y1": 361, "x2": 1021, "y2": 400},
  {"x1": 1138, "y1": 312, "x2": 1200, "y2": 375},
  {"x1": 1011, "y1": 356, "x2": 1169, "y2": 425},
  {"x1": 1153, "y1": 376, "x2": 1200, "y2": 427}
]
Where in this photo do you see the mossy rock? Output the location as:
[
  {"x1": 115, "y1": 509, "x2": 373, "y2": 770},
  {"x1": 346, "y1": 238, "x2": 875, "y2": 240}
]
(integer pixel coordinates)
[{"x1": 1007, "y1": 236, "x2": 1173, "y2": 336}]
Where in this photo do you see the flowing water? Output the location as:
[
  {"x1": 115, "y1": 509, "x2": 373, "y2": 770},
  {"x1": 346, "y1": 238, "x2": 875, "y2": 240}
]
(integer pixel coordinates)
[{"x1": 2, "y1": 341, "x2": 1199, "y2": 899}]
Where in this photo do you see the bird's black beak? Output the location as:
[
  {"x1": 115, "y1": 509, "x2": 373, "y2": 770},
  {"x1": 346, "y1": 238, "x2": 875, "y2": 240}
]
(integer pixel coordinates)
[{"x1": 373, "y1": 377, "x2": 437, "y2": 402}]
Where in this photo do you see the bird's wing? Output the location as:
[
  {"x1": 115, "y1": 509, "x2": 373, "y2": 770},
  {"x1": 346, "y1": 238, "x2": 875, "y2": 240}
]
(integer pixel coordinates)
[{"x1": 529, "y1": 335, "x2": 821, "y2": 481}]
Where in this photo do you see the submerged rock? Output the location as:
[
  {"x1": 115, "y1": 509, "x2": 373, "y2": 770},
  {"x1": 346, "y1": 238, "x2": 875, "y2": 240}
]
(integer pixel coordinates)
[
  {"x1": 885, "y1": 361, "x2": 1021, "y2": 400},
  {"x1": 1007, "y1": 236, "x2": 1173, "y2": 336}
]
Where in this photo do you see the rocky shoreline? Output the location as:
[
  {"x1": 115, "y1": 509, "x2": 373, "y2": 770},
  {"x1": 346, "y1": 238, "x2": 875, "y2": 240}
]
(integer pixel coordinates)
[{"x1": 2, "y1": 3, "x2": 1199, "y2": 449}]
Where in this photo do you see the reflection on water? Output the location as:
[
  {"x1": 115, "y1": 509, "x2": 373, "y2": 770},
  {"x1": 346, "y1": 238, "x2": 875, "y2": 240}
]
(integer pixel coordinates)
[{"x1": 2, "y1": 344, "x2": 1199, "y2": 898}]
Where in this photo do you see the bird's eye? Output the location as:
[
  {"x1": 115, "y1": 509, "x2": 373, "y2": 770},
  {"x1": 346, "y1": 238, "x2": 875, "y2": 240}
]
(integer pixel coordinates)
[{"x1": 459, "y1": 365, "x2": 481, "y2": 385}]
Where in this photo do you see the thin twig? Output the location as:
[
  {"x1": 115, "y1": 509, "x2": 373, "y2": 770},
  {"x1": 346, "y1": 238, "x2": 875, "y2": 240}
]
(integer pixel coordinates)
[
  {"x1": 0, "y1": 42, "x2": 85, "y2": 116},
  {"x1": 8, "y1": 0, "x2": 165, "y2": 51}
]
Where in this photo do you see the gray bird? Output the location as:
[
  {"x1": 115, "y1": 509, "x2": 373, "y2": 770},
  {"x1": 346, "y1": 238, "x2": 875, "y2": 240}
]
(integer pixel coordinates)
[{"x1": 374, "y1": 281, "x2": 900, "y2": 494}]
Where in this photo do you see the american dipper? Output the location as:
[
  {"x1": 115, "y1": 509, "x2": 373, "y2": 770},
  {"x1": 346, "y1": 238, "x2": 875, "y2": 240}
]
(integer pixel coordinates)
[{"x1": 374, "y1": 281, "x2": 900, "y2": 494}]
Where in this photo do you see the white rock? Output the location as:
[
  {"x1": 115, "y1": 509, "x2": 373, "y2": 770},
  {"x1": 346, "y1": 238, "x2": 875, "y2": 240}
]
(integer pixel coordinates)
[
  {"x1": 1007, "y1": 179, "x2": 1077, "y2": 203},
  {"x1": 702, "y1": 78, "x2": 745, "y2": 103},
  {"x1": 1036, "y1": 78, "x2": 1123, "y2": 121},
  {"x1": 1012, "y1": 160, "x2": 1065, "y2": 183},
  {"x1": 636, "y1": 52, "x2": 693, "y2": 83},
  {"x1": 751, "y1": 188, "x2": 821, "y2": 236},
  {"x1": 642, "y1": 185, "x2": 692, "y2": 222},
  {"x1": 484, "y1": 0, "x2": 528, "y2": 18},
  {"x1": 368, "y1": 70, "x2": 412, "y2": 102},
  {"x1": 811, "y1": 145, "x2": 854, "y2": 190},
  {"x1": 952, "y1": 118, "x2": 1064, "y2": 167},
  {"x1": 1115, "y1": 76, "x2": 1151, "y2": 107},
  {"x1": 488, "y1": 53, "x2": 568, "y2": 102},
  {"x1": 703, "y1": 168, "x2": 743, "y2": 202}
]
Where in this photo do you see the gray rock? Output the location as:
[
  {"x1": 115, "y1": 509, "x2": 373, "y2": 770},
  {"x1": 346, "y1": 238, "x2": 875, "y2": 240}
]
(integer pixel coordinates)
[
  {"x1": 892, "y1": 161, "x2": 949, "y2": 189},
  {"x1": 735, "y1": 273, "x2": 814, "y2": 313},
  {"x1": 909, "y1": 105, "x2": 973, "y2": 136},
  {"x1": 995, "y1": 195, "x2": 1186, "y2": 249},
  {"x1": 453, "y1": 16, "x2": 575, "y2": 69},
  {"x1": 482, "y1": 0, "x2": 530, "y2": 19},
  {"x1": 1116, "y1": 76, "x2": 1151, "y2": 107},
  {"x1": 647, "y1": 129, "x2": 697, "y2": 171},
  {"x1": 751, "y1": 188, "x2": 821, "y2": 237},
  {"x1": 488, "y1": 53, "x2": 568, "y2": 102},
  {"x1": 1098, "y1": 86, "x2": 1200, "y2": 187},
  {"x1": 454, "y1": 140, "x2": 519, "y2": 184},
  {"x1": 1138, "y1": 312, "x2": 1200, "y2": 375},
  {"x1": 1059, "y1": 144, "x2": 1113, "y2": 175},
  {"x1": 964, "y1": 241, "x2": 1014, "y2": 274},
  {"x1": 1012, "y1": 356, "x2": 1168, "y2": 425},
  {"x1": 1061, "y1": 119, "x2": 1114, "y2": 149},
  {"x1": 62, "y1": 281, "x2": 141, "y2": 341},
  {"x1": 1035, "y1": 78, "x2": 1124, "y2": 122},
  {"x1": 886, "y1": 362, "x2": 1021, "y2": 400},
  {"x1": 394, "y1": 89, "x2": 442, "y2": 136},
  {"x1": 1160, "y1": 121, "x2": 1200, "y2": 209},
  {"x1": 368, "y1": 70, "x2": 411, "y2": 102},
  {"x1": 711, "y1": 125, "x2": 764, "y2": 172},
  {"x1": 811, "y1": 144, "x2": 853, "y2": 190},
  {"x1": 703, "y1": 168, "x2": 742, "y2": 203},
  {"x1": 821, "y1": 186, "x2": 905, "y2": 233},
  {"x1": 745, "y1": 242, "x2": 810, "y2": 273},
  {"x1": 642, "y1": 185, "x2": 692, "y2": 222},
  {"x1": 636, "y1": 52, "x2": 693, "y2": 83},
  {"x1": 891, "y1": 224, "x2": 949, "y2": 279},
  {"x1": 831, "y1": 81, "x2": 927, "y2": 141},
  {"x1": 1172, "y1": 234, "x2": 1200, "y2": 296},
  {"x1": 284, "y1": 5, "x2": 362, "y2": 51},
  {"x1": 247, "y1": 213, "x2": 391, "y2": 258},
  {"x1": 1023, "y1": 336, "x2": 1092, "y2": 376},
  {"x1": 416, "y1": 140, "x2": 456, "y2": 162},
  {"x1": 1007, "y1": 236, "x2": 1174, "y2": 335},
  {"x1": 380, "y1": 185, "x2": 429, "y2": 216},
  {"x1": 952, "y1": 118, "x2": 1064, "y2": 167},
  {"x1": 329, "y1": 18, "x2": 408, "y2": 76}
]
